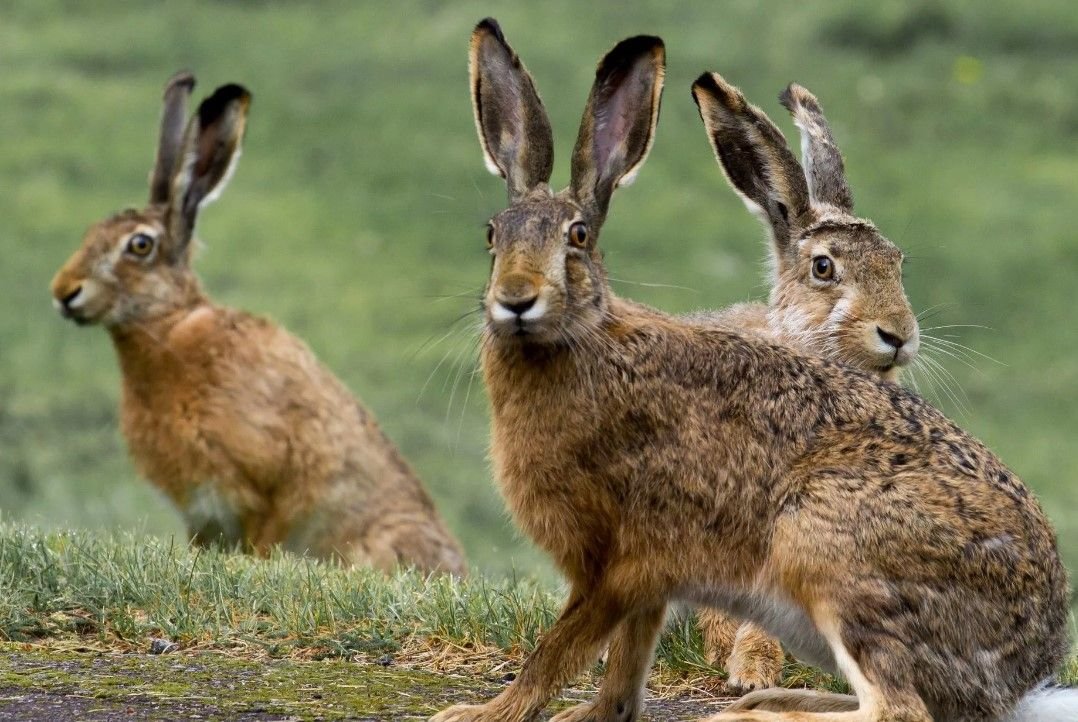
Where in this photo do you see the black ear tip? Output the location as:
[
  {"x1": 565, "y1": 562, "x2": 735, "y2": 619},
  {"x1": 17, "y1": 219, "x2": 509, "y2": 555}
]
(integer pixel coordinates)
[
  {"x1": 164, "y1": 70, "x2": 196, "y2": 95},
  {"x1": 608, "y1": 34, "x2": 665, "y2": 62},
  {"x1": 692, "y1": 71, "x2": 717, "y2": 93},
  {"x1": 598, "y1": 35, "x2": 666, "y2": 81},
  {"x1": 692, "y1": 71, "x2": 736, "y2": 105},
  {"x1": 198, "y1": 83, "x2": 252, "y2": 125},
  {"x1": 474, "y1": 17, "x2": 506, "y2": 43}
]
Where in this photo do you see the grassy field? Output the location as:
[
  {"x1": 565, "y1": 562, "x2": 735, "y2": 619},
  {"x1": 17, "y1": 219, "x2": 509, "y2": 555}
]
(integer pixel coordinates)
[{"x1": 0, "y1": 0, "x2": 1076, "y2": 611}]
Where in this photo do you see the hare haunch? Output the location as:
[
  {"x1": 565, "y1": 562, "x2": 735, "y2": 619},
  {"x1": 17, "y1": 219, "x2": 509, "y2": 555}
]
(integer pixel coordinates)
[
  {"x1": 50, "y1": 73, "x2": 465, "y2": 575},
  {"x1": 431, "y1": 19, "x2": 1072, "y2": 722},
  {"x1": 691, "y1": 81, "x2": 921, "y2": 691}
]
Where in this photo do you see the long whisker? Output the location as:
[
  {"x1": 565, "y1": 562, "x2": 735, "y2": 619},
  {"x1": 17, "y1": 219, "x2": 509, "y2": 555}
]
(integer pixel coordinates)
[
  {"x1": 921, "y1": 335, "x2": 1005, "y2": 367},
  {"x1": 607, "y1": 276, "x2": 700, "y2": 294}
]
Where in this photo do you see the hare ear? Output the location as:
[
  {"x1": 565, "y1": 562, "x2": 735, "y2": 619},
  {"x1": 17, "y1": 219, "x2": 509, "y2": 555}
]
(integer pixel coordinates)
[
  {"x1": 164, "y1": 83, "x2": 251, "y2": 260},
  {"x1": 469, "y1": 18, "x2": 554, "y2": 202},
  {"x1": 692, "y1": 72, "x2": 809, "y2": 264},
  {"x1": 149, "y1": 71, "x2": 196, "y2": 205},
  {"x1": 779, "y1": 83, "x2": 853, "y2": 211},
  {"x1": 570, "y1": 35, "x2": 664, "y2": 224}
]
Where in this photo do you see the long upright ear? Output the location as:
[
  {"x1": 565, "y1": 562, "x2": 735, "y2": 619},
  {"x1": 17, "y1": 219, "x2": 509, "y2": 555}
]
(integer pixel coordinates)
[
  {"x1": 692, "y1": 72, "x2": 810, "y2": 262},
  {"x1": 149, "y1": 71, "x2": 196, "y2": 205},
  {"x1": 164, "y1": 83, "x2": 251, "y2": 260},
  {"x1": 779, "y1": 83, "x2": 853, "y2": 211},
  {"x1": 570, "y1": 35, "x2": 664, "y2": 223},
  {"x1": 469, "y1": 18, "x2": 554, "y2": 202}
]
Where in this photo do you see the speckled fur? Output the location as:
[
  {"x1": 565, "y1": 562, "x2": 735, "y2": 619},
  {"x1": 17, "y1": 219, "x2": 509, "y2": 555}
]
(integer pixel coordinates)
[
  {"x1": 431, "y1": 20, "x2": 1070, "y2": 722},
  {"x1": 690, "y1": 80, "x2": 921, "y2": 692},
  {"x1": 50, "y1": 74, "x2": 464, "y2": 575}
]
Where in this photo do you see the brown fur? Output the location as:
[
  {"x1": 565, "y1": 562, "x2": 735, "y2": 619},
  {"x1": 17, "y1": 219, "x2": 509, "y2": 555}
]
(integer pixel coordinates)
[
  {"x1": 430, "y1": 20, "x2": 1070, "y2": 722},
  {"x1": 690, "y1": 81, "x2": 921, "y2": 691},
  {"x1": 50, "y1": 75, "x2": 464, "y2": 575}
]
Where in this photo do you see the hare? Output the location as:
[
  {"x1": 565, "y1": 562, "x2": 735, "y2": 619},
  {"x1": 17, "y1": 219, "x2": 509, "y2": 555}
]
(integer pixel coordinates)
[
  {"x1": 50, "y1": 72, "x2": 465, "y2": 575},
  {"x1": 692, "y1": 84, "x2": 920, "y2": 692},
  {"x1": 431, "y1": 18, "x2": 1073, "y2": 722}
]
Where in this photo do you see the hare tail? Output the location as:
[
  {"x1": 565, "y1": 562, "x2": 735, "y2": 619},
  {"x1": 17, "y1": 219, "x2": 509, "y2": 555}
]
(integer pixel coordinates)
[{"x1": 1004, "y1": 681, "x2": 1078, "y2": 722}]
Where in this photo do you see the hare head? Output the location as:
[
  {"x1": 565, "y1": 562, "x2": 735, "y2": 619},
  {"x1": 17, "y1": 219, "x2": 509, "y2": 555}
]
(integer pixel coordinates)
[
  {"x1": 693, "y1": 74, "x2": 918, "y2": 380},
  {"x1": 50, "y1": 73, "x2": 250, "y2": 329},
  {"x1": 470, "y1": 19, "x2": 664, "y2": 346}
]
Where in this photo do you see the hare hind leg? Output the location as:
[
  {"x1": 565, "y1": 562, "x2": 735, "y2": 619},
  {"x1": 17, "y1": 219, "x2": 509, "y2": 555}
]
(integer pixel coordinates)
[
  {"x1": 700, "y1": 612, "x2": 931, "y2": 722},
  {"x1": 724, "y1": 688, "x2": 858, "y2": 713}
]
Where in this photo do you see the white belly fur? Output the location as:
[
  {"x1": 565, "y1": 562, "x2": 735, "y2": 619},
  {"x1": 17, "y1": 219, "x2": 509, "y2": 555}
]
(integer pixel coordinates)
[{"x1": 182, "y1": 482, "x2": 244, "y2": 547}]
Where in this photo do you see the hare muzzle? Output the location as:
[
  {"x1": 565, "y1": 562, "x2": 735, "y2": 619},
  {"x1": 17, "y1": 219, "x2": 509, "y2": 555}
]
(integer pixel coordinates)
[
  {"x1": 50, "y1": 273, "x2": 104, "y2": 326},
  {"x1": 488, "y1": 272, "x2": 548, "y2": 333}
]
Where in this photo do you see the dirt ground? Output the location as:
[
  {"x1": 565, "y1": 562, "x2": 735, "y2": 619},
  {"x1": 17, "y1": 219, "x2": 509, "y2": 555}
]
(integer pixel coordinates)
[{"x1": 0, "y1": 649, "x2": 737, "y2": 721}]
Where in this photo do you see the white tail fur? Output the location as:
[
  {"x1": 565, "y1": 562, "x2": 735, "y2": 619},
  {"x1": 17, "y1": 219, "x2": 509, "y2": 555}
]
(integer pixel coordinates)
[{"x1": 1003, "y1": 682, "x2": 1078, "y2": 722}]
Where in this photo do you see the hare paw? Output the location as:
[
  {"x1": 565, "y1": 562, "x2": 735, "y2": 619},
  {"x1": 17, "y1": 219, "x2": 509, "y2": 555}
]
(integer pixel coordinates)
[
  {"x1": 429, "y1": 703, "x2": 501, "y2": 722},
  {"x1": 725, "y1": 635, "x2": 783, "y2": 692},
  {"x1": 550, "y1": 698, "x2": 638, "y2": 722}
]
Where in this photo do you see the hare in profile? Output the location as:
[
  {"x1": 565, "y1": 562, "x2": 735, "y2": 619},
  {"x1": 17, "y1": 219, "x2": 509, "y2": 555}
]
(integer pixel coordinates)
[
  {"x1": 431, "y1": 18, "x2": 1072, "y2": 722},
  {"x1": 50, "y1": 73, "x2": 465, "y2": 575},
  {"x1": 692, "y1": 83, "x2": 920, "y2": 691}
]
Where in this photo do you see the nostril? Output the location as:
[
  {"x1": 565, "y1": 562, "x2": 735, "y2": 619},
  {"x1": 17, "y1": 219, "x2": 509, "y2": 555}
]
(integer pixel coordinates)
[
  {"x1": 877, "y1": 326, "x2": 904, "y2": 350},
  {"x1": 60, "y1": 286, "x2": 83, "y2": 307},
  {"x1": 501, "y1": 296, "x2": 537, "y2": 316}
]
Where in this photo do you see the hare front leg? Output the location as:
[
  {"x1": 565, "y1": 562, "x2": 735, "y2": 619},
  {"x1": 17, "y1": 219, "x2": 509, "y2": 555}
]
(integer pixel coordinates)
[
  {"x1": 429, "y1": 580, "x2": 634, "y2": 722},
  {"x1": 700, "y1": 610, "x2": 784, "y2": 692},
  {"x1": 699, "y1": 607, "x2": 738, "y2": 666},
  {"x1": 726, "y1": 621, "x2": 784, "y2": 691},
  {"x1": 549, "y1": 602, "x2": 667, "y2": 722}
]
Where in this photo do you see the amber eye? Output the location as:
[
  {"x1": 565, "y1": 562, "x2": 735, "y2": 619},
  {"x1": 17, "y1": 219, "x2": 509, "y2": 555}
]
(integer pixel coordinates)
[
  {"x1": 485, "y1": 225, "x2": 495, "y2": 249},
  {"x1": 568, "y1": 222, "x2": 588, "y2": 248},
  {"x1": 811, "y1": 255, "x2": 835, "y2": 281},
  {"x1": 126, "y1": 232, "x2": 155, "y2": 257}
]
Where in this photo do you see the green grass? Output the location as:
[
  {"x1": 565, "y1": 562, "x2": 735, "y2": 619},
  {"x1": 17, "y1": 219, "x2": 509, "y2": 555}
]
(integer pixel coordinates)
[
  {"x1": 0, "y1": 523, "x2": 844, "y2": 693},
  {"x1": 0, "y1": 1, "x2": 1076, "y2": 611},
  {"x1": 0, "y1": 523, "x2": 1072, "y2": 697}
]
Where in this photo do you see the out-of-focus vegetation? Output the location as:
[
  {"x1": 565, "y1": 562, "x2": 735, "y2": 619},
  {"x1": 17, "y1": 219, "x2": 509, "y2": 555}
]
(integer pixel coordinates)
[{"x1": 1, "y1": 2, "x2": 1075, "y2": 596}]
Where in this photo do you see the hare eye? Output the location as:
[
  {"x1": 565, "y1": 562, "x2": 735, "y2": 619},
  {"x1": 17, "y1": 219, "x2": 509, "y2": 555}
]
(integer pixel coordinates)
[
  {"x1": 568, "y1": 222, "x2": 588, "y2": 248},
  {"x1": 485, "y1": 225, "x2": 495, "y2": 249},
  {"x1": 811, "y1": 255, "x2": 835, "y2": 281},
  {"x1": 126, "y1": 233, "x2": 155, "y2": 257}
]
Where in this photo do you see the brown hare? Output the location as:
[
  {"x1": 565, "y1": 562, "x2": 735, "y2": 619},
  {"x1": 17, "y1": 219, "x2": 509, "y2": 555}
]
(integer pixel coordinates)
[
  {"x1": 692, "y1": 84, "x2": 920, "y2": 692},
  {"x1": 50, "y1": 73, "x2": 465, "y2": 575},
  {"x1": 431, "y1": 18, "x2": 1073, "y2": 722}
]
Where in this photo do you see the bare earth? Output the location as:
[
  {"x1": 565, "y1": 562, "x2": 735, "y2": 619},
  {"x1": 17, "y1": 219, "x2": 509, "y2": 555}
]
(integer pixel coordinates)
[{"x1": 0, "y1": 650, "x2": 735, "y2": 721}]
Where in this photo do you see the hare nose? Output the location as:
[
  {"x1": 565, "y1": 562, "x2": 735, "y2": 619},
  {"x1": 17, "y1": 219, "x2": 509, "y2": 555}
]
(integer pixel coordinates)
[
  {"x1": 877, "y1": 326, "x2": 905, "y2": 350},
  {"x1": 499, "y1": 295, "x2": 537, "y2": 316},
  {"x1": 59, "y1": 285, "x2": 83, "y2": 308}
]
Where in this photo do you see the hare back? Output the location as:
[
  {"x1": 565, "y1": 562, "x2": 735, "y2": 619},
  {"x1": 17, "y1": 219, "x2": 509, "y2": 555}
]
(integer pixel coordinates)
[{"x1": 116, "y1": 305, "x2": 460, "y2": 565}]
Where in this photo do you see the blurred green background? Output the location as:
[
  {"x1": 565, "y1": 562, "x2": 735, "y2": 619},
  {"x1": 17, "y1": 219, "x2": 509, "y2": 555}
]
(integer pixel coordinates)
[{"x1": 1, "y1": 1, "x2": 1075, "y2": 594}]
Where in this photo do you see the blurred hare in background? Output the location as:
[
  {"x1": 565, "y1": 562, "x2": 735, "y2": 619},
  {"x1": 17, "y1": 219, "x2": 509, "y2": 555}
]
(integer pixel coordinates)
[{"x1": 50, "y1": 73, "x2": 465, "y2": 575}]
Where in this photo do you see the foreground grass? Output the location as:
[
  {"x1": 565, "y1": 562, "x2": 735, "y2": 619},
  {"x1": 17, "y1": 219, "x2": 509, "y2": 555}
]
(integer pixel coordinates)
[
  {"x1": 0, "y1": 524, "x2": 1073, "y2": 702},
  {"x1": 0, "y1": 524, "x2": 841, "y2": 695}
]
